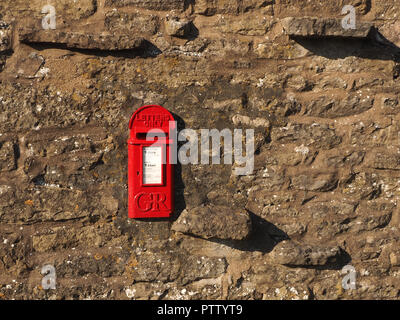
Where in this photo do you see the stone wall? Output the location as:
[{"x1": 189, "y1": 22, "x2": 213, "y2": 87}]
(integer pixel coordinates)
[{"x1": 1, "y1": 0, "x2": 400, "y2": 300}]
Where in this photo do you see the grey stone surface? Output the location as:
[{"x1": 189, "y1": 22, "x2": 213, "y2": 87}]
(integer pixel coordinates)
[
  {"x1": 18, "y1": 29, "x2": 147, "y2": 51},
  {"x1": 282, "y1": 17, "x2": 374, "y2": 38},
  {"x1": 165, "y1": 16, "x2": 193, "y2": 38},
  {"x1": 172, "y1": 205, "x2": 252, "y2": 240},
  {"x1": 0, "y1": 22, "x2": 11, "y2": 52},
  {"x1": 105, "y1": 0, "x2": 185, "y2": 11},
  {"x1": 270, "y1": 241, "x2": 343, "y2": 266}
]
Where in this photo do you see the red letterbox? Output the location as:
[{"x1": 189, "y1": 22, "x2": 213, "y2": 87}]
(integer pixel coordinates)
[{"x1": 128, "y1": 105, "x2": 175, "y2": 218}]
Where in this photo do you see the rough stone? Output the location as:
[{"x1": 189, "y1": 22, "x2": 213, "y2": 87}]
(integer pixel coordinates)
[
  {"x1": 324, "y1": 150, "x2": 365, "y2": 168},
  {"x1": 105, "y1": 11, "x2": 160, "y2": 36},
  {"x1": 389, "y1": 252, "x2": 400, "y2": 267},
  {"x1": 31, "y1": 0, "x2": 97, "y2": 21},
  {"x1": 306, "y1": 200, "x2": 357, "y2": 219},
  {"x1": 19, "y1": 29, "x2": 147, "y2": 51},
  {"x1": 291, "y1": 171, "x2": 338, "y2": 192},
  {"x1": 271, "y1": 123, "x2": 342, "y2": 150},
  {"x1": 275, "y1": 222, "x2": 307, "y2": 238},
  {"x1": 105, "y1": 0, "x2": 185, "y2": 11},
  {"x1": 180, "y1": 255, "x2": 227, "y2": 284},
  {"x1": 232, "y1": 114, "x2": 270, "y2": 128},
  {"x1": 275, "y1": 0, "x2": 371, "y2": 17},
  {"x1": 254, "y1": 42, "x2": 310, "y2": 60},
  {"x1": 270, "y1": 240, "x2": 343, "y2": 266},
  {"x1": 304, "y1": 200, "x2": 358, "y2": 240},
  {"x1": 0, "y1": 140, "x2": 16, "y2": 172},
  {"x1": 342, "y1": 173, "x2": 381, "y2": 200},
  {"x1": 165, "y1": 16, "x2": 193, "y2": 38},
  {"x1": 172, "y1": 205, "x2": 252, "y2": 240},
  {"x1": 0, "y1": 22, "x2": 11, "y2": 52},
  {"x1": 0, "y1": 184, "x2": 15, "y2": 211},
  {"x1": 304, "y1": 94, "x2": 374, "y2": 118},
  {"x1": 282, "y1": 17, "x2": 373, "y2": 38},
  {"x1": 351, "y1": 200, "x2": 394, "y2": 232},
  {"x1": 349, "y1": 119, "x2": 399, "y2": 147},
  {"x1": 367, "y1": 151, "x2": 400, "y2": 170},
  {"x1": 246, "y1": 191, "x2": 296, "y2": 216},
  {"x1": 194, "y1": 0, "x2": 273, "y2": 15},
  {"x1": 250, "y1": 166, "x2": 287, "y2": 192},
  {"x1": 125, "y1": 252, "x2": 181, "y2": 282},
  {"x1": 216, "y1": 14, "x2": 275, "y2": 36},
  {"x1": 32, "y1": 223, "x2": 126, "y2": 252},
  {"x1": 55, "y1": 253, "x2": 128, "y2": 278},
  {"x1": 0, "y1": 0, "x2": 97, "y2": 24}
]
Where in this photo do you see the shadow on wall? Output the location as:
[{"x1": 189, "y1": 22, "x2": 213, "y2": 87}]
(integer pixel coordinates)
[
  {"x1": 184, "y1": 0, "x2": 195, "y2": 11},
  {"x1": 186, "y1": 22, "x2": 199, "y2": 41},
  {"x1": 25, "y1": 40, "x2": 163, "y2": 59},
  {"x1": 292, "y1": 28, "x2": 400, "y2": 63},
  {"x1": 170, "y1": 112, "x2": 187, "y2": 222},
  {"x1": 210, "y1": 212, "x2": 289, "y2": 254},
  {"x1": 285, "y1": 250, "x2": 352, "y2": 271},
  {"x1": 210, "y1": 211, "x2": 352, "y2": 271}
]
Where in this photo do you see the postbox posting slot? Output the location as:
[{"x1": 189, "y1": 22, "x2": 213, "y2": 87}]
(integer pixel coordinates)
[
  {"x1": 136, "y1": 132, "x2": 168, "y2": 140},
  {"x1": 135, "y1": 131, "x2": 169, "y2": 141}
]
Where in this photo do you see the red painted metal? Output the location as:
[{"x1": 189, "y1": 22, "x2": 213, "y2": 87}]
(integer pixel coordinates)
[{"x1": 128, "y1": 105, "x2": 175, "y2": 218}]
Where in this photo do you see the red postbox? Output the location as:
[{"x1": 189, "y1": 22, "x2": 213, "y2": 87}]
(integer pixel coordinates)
[{"x1": 128, "y1": 105, "x2": 175, "y2": 218}]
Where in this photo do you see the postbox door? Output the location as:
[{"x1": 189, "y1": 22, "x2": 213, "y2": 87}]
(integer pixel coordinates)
[{"x1": 128, "y1": 142, "x2": 173, "y2": 218}]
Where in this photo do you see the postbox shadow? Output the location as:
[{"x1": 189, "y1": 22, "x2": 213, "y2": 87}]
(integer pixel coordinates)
[
  {"x1": 291, "y1": 28, "x2": 400, "y2": 62},
  {"x1": 170, "y1": 112, "x2": 187, "y2": 222}
]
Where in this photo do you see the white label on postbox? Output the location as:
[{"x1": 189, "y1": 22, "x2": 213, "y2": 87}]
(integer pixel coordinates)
[{"x1": 143, "y1": 146, "x2": 162, "y2": 185}]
